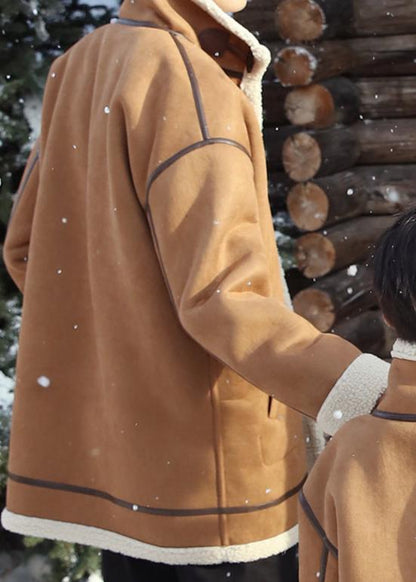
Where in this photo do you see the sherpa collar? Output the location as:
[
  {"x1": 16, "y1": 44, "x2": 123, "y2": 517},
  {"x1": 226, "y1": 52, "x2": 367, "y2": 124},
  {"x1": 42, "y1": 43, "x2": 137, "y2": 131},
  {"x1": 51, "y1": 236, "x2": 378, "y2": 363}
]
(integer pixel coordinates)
[
  {"x1": 391, "y1": 339, "x2": 416, "y2": 361},
  {"x1": 373, "y1": 358, "x2": 416, "y2": 420},
  {"x1": 118, "y1": 0, "x2": 271, "y2": 125}
]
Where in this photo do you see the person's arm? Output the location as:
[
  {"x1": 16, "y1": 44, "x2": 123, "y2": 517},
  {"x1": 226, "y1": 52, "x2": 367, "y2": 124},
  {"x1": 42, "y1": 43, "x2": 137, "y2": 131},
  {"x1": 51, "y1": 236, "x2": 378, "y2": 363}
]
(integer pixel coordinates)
[
  {"x1": 144, "y1": 138, "x2": 388, "y2": 426},
  {"x1": 3, "y1": 141, "x2": 40, "y2": 293}
]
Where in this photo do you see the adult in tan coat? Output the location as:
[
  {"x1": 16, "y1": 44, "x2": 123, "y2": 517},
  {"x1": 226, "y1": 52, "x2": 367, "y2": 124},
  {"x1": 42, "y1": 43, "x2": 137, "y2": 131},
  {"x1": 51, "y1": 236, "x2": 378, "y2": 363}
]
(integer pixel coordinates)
[
  {"x1": 299, "y1": 210, "x2": 416, "y2": 582},
  {"x1": 2, "y1": 0, "x2": 388, "y2": 579}
]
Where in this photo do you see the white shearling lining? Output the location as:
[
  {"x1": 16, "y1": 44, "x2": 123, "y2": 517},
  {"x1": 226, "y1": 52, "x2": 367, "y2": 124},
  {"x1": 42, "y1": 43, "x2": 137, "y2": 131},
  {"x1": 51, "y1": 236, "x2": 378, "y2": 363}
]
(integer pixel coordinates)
[
  {"x1": 2, "y1": 509, "x2": 298, "y2": 565},
  {"x1": 191, "y1": 0, "x2": 271, "y2": 126},
  {"x1": 391, "y1": 339, "x2": 416, "y2": 361},
  {"x1": 317, "y1": 354, "x2": 389, "y2": 435}
]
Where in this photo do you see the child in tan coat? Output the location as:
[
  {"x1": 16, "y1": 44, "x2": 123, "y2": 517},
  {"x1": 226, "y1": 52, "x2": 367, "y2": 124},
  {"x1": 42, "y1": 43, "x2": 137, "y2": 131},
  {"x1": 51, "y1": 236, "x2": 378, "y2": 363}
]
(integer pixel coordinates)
[{"x1": 299, "y1": 208, "x2": 416, "y2": 582}]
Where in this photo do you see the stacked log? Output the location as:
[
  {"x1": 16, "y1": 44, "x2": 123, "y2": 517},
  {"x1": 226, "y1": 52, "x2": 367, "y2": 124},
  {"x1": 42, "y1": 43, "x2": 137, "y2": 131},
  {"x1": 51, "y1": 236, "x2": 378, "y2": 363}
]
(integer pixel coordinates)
[
  {"x1": 238, "y1": 0, "x2": 416, "y2": 41},
  {"x1": 287, "y1": 166, "x2": 416, "y2": 231},
  {"x1": 234, "y1": 0, "x2": 416, "y2": 356},
  {"x1": 272, "y1": 35, "x2": 416, "y2": 87}
]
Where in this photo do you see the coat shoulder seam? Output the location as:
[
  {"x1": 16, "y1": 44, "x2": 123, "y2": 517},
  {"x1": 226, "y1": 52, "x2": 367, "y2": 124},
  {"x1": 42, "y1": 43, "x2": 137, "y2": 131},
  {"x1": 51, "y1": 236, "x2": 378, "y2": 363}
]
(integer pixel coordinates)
[{"x1": 145, "y1": 138, "x2": 251, "y2": 210}]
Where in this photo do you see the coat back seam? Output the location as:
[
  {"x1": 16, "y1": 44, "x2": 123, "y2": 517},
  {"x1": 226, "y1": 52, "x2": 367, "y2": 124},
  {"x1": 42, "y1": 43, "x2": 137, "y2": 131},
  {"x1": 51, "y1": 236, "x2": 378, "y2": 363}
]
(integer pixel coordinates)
[
  {"x1": 320, "y1": 544, "x2": 329, "y2": 581},
  {"x1": 168, "y1": 33, "x2": 210, "y2": 141}
]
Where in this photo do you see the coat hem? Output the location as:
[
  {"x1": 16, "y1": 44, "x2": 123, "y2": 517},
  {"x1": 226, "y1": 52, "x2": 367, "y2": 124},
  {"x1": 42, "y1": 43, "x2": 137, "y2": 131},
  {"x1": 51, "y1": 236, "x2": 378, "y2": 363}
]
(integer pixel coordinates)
[{"x1": 1, "y1": 508, "x2": 298, "y2": 565}]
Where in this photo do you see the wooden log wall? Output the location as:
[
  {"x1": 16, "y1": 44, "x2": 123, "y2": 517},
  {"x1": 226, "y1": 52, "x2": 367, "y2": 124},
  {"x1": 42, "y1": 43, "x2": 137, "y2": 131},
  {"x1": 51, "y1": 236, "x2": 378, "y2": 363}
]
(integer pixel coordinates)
[{"x1": 234, "y1": 0, "x2": 416, "y2": 356}]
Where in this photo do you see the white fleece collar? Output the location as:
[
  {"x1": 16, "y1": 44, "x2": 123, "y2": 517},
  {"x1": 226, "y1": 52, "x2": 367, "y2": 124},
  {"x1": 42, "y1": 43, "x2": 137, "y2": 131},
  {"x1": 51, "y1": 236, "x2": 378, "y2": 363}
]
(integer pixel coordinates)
[
  {"x1": 190, "y1": 0, "x2": 271, "y2": 125},
  {"x1": 391, "y1": 339, "x2": 416, "y2": 361}
]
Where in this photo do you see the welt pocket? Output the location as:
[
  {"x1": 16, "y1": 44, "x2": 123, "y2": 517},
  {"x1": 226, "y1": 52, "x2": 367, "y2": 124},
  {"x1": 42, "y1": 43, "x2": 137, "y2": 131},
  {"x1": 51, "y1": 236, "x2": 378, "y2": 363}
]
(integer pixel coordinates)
[{"x1": 268, "y1": 395, "x2": 279, "y2": 419}]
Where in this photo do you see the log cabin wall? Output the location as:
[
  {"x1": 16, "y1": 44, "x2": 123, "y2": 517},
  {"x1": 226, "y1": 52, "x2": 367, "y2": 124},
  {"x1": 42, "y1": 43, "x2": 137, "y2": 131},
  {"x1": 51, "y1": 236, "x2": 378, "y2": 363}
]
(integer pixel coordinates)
[{"x1": 235, "y1": 0, "x2": 416, "y2": 357}]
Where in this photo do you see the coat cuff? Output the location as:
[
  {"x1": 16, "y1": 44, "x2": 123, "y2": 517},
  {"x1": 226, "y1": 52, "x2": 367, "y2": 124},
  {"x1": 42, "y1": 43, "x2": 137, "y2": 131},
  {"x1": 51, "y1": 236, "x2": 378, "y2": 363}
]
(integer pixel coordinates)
[{"x1": 316, "y1": 354, "x2": 390, "y2": 435}]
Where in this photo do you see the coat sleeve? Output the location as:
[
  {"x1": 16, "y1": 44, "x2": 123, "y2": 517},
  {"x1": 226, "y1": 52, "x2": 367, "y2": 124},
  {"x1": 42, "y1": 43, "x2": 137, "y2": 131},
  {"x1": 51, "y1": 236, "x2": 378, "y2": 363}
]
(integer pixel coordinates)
[
  {"x1": 3, "y1": 141, "x2": 40, "y2": 293},
  {"x1": 144, "y1": 139, "x2": 388, "y2": 422}
]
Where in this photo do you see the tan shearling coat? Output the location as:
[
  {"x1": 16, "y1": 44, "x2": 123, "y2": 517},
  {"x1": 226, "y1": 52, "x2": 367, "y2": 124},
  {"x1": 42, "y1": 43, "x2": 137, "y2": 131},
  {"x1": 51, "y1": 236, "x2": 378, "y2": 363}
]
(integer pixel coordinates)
[
  {"x1": 2, "y1": 0, "x2": 388, "y2": 565},
  {"x1": 299, "y1": 355, "x2": 416, "y2": 581}
]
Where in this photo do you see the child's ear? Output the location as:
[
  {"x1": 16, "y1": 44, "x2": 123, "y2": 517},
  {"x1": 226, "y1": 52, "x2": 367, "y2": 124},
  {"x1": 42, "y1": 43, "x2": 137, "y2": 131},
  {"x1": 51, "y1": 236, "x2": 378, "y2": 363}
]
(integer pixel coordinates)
[{"x1": 382, "y1": 314, "x2": 394, "y2": 329}]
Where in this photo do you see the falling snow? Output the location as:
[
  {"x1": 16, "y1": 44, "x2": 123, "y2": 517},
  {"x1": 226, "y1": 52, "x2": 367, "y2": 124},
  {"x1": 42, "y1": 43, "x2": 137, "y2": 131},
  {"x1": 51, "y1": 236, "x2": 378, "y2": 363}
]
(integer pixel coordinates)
[
  {"x1": 385, "y1": 187, "x2": 400, "y2": 203},
  {"x1": 37, "y1": 376, "x2": 51, "y2": 388}
]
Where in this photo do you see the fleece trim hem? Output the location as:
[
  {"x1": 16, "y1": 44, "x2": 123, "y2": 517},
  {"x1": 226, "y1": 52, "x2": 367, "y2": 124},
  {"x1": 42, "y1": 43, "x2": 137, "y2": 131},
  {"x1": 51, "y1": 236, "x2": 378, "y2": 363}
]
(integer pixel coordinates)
[
  {"x1": 1, "y1": 509, "x2": 298, "y2": 565},
  {"x1": 317, "y1": 354, "x2": 389, "y2": 435}
]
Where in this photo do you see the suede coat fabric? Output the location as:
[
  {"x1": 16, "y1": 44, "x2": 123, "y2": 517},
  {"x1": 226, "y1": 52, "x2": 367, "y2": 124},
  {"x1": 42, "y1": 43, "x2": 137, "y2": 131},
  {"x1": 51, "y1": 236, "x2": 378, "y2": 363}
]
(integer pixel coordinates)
[
  {"x1": 299, "y1": 358, "x2": 416, "y2": 582},
  {"x1": 2, "y1": 0, "x2": 388, "y2": 565}
]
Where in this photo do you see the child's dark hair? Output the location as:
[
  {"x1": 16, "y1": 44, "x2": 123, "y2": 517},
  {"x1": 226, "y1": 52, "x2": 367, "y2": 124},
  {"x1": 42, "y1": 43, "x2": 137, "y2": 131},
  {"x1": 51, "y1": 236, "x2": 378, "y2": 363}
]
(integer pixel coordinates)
[{"x1": 373, "y1": 207, "x2": 416, "y2": 342}]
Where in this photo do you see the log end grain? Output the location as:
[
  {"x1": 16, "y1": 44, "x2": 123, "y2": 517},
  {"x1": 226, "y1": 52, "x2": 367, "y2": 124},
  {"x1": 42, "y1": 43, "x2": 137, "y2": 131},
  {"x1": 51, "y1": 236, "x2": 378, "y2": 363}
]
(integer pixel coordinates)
[
  {"x1": 276, "y1": 0, "x2": 325, "y2": 42},
  {"x1": 293, "y1": 288, "x2": 335, "y2": 331},
  {"x1": 282, "y1": 132, "x2": 322, "y2": 182},
  {"x1": 274, "y1": 47, "x2": 317, "y2": 87},
  {"x1": 295, "y1": 233, "x2": 335, "y2": 278},
  {"x1": 284, "y1": 84, "x2": 335, "y2": 128},
  {"x1": 287, "y1": 182, "x2": 329, "y2": 231}
]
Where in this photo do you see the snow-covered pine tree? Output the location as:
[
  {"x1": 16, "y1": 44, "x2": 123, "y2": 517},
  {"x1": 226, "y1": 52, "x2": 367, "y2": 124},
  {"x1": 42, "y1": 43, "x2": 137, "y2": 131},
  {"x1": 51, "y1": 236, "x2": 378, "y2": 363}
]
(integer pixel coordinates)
[{"x1": 1, "y1": 1, "x2": 117, "y2": 579}]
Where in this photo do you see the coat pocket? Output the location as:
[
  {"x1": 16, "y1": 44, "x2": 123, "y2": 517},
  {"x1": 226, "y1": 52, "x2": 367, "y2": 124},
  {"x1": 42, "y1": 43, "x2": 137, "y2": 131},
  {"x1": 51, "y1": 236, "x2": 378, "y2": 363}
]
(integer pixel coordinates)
[{"x1": 267, "y1": 395, "x2": 279, "y2": 419}]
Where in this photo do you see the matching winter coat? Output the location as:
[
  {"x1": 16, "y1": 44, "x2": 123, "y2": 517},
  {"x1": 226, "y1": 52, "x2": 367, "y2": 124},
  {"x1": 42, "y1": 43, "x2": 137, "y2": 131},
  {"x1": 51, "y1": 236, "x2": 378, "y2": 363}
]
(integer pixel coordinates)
[
  {"x1": 299, "y1": 354, "x2": 416, "y2": 582},
  {"x1": 2, "y1": 0, "x2": 388, "y2": 565}
]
